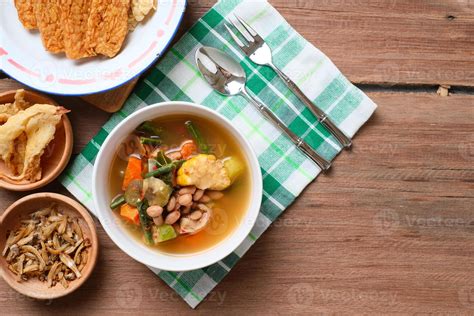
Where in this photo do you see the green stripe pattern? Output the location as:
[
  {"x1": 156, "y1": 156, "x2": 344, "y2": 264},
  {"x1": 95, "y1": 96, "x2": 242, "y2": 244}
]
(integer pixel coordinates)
[{"x1": 61, "y1": 0, "x2": 376, "y2": 308}]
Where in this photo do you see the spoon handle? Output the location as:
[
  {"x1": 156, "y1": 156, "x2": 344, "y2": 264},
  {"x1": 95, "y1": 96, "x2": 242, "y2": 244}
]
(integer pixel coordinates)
[{"x1": 241, "y1": 89, "x2": 331, "y2": 171}]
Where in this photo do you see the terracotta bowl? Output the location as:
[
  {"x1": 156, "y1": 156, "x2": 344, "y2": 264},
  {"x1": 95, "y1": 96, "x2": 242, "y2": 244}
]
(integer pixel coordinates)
[
  {"x1": 0, "y1": 90, "x2": 73, "y2": 191},
  {"x1": 0, "y1": 193, "x2": 99, "y2": 300}
]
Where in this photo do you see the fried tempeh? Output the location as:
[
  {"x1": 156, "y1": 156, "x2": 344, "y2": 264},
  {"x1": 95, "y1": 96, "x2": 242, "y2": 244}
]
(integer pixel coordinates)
[
  {"x1": 85, "y1": 0, "x2": 131, "y2": 58},
  {"x1": 15, "y1": 0, "x2": 155, "y2": 59},
  {"x1": 61, "y1": 0, "x2": 96, "y2": 59},
  {"x1": 34, "y1": 0, "x2": 64, "y2": 53},
  {"x1": 14, "y1": 0, "x2": 37, "y2": 29}
]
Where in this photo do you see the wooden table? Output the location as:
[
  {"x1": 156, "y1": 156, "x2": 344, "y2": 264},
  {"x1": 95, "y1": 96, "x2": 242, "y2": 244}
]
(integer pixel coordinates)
[{"x1": 1, "y1": 1, "x2": 473, "y2": 314}]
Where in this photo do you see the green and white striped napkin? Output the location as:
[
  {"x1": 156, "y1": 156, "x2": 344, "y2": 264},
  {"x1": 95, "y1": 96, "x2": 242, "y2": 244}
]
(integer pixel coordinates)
[{"x1": 61, "y1": 0, "x2": 376, "y2": 308}]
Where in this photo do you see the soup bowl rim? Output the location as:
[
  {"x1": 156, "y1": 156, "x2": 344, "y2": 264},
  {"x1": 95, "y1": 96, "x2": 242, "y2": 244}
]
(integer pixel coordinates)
[{"x1": 92, "y1": 101, "x2": 263, "y2": 271}]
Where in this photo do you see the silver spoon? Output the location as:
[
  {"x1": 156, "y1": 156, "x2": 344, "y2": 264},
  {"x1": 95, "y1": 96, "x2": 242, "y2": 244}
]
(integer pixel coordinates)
[{"x1": 195, "y1": 46, "x2": 331, "y2": 171}]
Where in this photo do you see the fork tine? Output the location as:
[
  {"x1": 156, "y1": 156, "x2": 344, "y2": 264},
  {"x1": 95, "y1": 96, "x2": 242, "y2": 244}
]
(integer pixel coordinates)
[
  {"x1": 234, "y1": 14, "x2": 263, "y2": 42},
  {"x1": 234, "y1": 14, "x2": 257, "y2": 36},
  {"x1": 229, "y1": 17, "x2": 255, "y2": 43},
  {"x1": 224, "y1": 24, "x2": 248, "y2": 50}
]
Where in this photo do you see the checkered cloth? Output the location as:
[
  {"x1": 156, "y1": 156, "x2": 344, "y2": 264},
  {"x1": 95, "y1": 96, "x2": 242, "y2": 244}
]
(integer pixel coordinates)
[{"x1": 61, "y1": 0, "x2": 377, "y2": 308}]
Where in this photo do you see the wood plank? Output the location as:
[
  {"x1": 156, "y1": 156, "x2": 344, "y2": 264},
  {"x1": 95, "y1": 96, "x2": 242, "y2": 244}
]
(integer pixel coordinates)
[
  {"x1": 0, "y1": 90, "x2": 472, "y2": 313},
  {"x1": 80, "y1": 78, "x2": 139, "y2": 113},
  {"x1": 184, "y1": 0, "x2": 474, "y2": 87}
]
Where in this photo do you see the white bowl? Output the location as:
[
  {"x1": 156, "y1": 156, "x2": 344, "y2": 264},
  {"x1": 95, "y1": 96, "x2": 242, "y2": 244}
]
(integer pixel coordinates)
[
  {"x1": 92, "y1": 102, "x2": 263, "y2": 271},
  {"x1": 0, "y1": 0, "x2": 186, "y2": 95}
]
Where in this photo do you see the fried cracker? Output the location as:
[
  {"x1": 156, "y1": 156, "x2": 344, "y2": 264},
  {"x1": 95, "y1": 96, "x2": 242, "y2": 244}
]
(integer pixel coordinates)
[
  {"x1": 20, "y1": 112, "x2": 61, "y2": 181},
  {"x1": 128, "y1": 0, "x2": 156, "y2": 31},
  {"x1": 8, "y1": 133, "x2": 27, "y2": 175},
  {"x1": 128, "y1": 12, "x2": 139, "y2": 32},
  {"x1": 14, "y1": 0, "x2": 37, "y2": 29},
  {"x1": 12, "y1": 89, "x2": 30, "y2": 110},
  {"x1": 0, "y1": 104, "x2": 68, "y2": 182},
  {"x1": 0, "y1": 104, "x2": 18, "y2": 125},
  {"x1": 0, "y1": 104, "x2": 57, "y2": 167},
  {"x1": 61, "y1": 0, "x2": 96, "y2": 59},
  {"x1": 131, "y1": 0, "x2": 156, "y2": 22},
  {"x1": 86, "y1": 0, "x2": 130, "y2": 58},
  {"x1": 0, "y1": 90, "x2": 31, "y2": 125},
  {"x1": 34, "y1": 0, "x2": 64, "y2": 53}
]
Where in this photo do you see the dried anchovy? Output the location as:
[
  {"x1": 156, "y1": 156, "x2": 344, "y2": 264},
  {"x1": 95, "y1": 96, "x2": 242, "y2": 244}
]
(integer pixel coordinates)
[{"x1": 2, "y1": 204, "x2": 91, "y2": 288}]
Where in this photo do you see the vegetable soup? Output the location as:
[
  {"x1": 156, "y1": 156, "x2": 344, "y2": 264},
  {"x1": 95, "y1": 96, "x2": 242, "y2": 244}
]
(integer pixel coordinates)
[{"x1": 108, "y1": 115, "x2": 251, "y2": 255}]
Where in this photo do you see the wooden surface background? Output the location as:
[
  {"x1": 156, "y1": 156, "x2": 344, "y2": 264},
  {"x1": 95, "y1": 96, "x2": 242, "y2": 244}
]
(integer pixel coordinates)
[{"x1": 0, "y1": 0, "x2": 473, "y2": 314}]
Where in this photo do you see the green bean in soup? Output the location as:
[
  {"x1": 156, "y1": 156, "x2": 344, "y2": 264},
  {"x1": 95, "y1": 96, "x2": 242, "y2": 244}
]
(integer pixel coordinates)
[{"x1": 108, "y1": 116, "x2": 251, "y2": 254}]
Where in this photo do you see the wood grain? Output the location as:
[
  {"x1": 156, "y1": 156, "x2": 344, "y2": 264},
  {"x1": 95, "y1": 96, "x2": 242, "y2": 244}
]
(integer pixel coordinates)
[
  {"x1": 0, "y1": 85, "x2": 472, "y2": 313},
  {"x1": 0, "y1": 0, "x2": 473, "y2": 313},
  {"x1": 80, "y1": 78, "x2": 139, "y2": 113},
  {"x1": 7, "y1": 0, "x2": 474, "y2": 114},
  {"x1": 184, "y1": 0, "x2": 474, "y2": 87}
]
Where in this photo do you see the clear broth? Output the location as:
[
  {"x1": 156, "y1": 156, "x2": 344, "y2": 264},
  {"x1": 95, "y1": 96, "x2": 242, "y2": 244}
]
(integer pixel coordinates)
[{"x1": 108, "y1": 115, "x2": 252, "y2": 255}]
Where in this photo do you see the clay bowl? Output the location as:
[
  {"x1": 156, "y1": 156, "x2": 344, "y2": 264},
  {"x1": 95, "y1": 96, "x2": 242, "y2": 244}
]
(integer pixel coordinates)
[
  {"x1": 0, "y1": 90, "x2": 73, "y2": 191},
  {"x1": 0, "y1": 193, "x2": 99, "y2": 300}
]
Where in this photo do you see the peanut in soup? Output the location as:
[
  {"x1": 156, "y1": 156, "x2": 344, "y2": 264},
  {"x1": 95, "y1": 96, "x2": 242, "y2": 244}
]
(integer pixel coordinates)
[{"x1": 108, "y1": 115, "x2": 251, "y2": 255}]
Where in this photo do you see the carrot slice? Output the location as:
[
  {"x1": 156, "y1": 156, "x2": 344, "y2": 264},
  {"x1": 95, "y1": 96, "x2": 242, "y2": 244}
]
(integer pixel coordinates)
[
  {"x1": 122, "y1": 156, "x2": 142, "y2": 191},
  {"x1": 120, "y1": 204, "x2": 140, "y2": 226},
  {"x1": 180, "y1": 141, "x2": 197, "y2": 159}
]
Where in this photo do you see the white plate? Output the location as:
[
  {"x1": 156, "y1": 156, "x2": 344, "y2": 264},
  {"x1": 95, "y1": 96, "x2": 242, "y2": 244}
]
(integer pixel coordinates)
[{"x1": 0, "y1": 0, "x2": 186, "y2": 96}]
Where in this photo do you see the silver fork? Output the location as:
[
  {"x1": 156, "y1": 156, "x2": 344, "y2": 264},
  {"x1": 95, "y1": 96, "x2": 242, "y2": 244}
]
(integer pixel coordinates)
[{"x1": 225, "y1": 15, "x2": 352, "y2": 148}]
